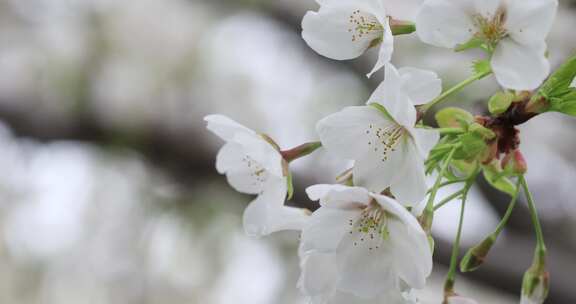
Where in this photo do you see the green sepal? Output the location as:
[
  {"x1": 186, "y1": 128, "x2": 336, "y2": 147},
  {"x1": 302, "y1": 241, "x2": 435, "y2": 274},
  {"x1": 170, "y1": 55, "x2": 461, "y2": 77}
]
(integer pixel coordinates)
[
  {"x1": 488, "y1": 91, "x2": 514, "y2": 115},
  {"x1": 482, "y1": 162, "x2": 517, "y2": 196},
  {"x1": 435, "y1": 107, "x2": 474, "y2": 128},
  {"x1": 472, "y1": 59, "x2": 492, "y2": 76},
  {"x1": 455, "y1": 37, "x2": 484, "y2": 52},
  {"x1": 286, "y1": 169, "x2": 294, "y2": 200}
]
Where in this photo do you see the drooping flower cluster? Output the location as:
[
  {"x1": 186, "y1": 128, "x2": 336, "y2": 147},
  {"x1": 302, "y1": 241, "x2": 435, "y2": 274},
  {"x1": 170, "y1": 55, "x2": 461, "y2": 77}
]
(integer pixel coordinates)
[{"x1": 203, "y1": 0, "x2": 569, "y2": 303}]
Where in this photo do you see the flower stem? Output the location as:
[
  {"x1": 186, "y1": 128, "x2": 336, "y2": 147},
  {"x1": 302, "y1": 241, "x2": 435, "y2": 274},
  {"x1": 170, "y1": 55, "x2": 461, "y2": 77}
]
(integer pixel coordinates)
[
  {"x1": 433, "y1": 189, "x2": 464, "y2": 211},
  {"x1": 493, "y1": 177, "x2": 522, "y2": 236},
  {"x1": 421, "y1": 70, "x2": 492, "y2": 113},
  {"x1": 520, "y1": 175, "x2": 547, "y2": 262},
  {"x1": 421, "y1": 147, "x2": 457, "y2": 232},
  {"x1": 281, "y1": 141, "x2": 322, "y2": 163},
  {"x1": 444, "y1": 178, "x2": 474, "y2": 295}
]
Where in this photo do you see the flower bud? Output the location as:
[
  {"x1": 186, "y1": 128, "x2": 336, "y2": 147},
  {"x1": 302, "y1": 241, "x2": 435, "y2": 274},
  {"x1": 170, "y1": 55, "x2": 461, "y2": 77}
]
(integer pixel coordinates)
[
  {"x1": 460, "y1": 235, "x2": 495, "y2": 272},
  {"x1": 389, "y1": 18, "x2": 416, "y2": 36},
  {"x1": 502, "y1": 149, "x2": 528, "y2": 174},
  {"x1": 521, "y1": 268, "x2": 549, "y2": 304}
]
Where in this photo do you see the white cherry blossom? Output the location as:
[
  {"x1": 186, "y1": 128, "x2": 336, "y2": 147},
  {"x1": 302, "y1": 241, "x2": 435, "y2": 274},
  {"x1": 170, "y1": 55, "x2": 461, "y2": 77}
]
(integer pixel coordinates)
[
  {"x1": 301, "y1": 0, "x2": 393, "y2": 77},
  {"x1": 298, "y1": 250, "x2": 417, "y2": 304},
  {"x1": 204, "y1": 114, "x2": 308, "y2": 237},
  {"x1": 316, "y1": 64, "x2": 440, "y2": 205},
  {"x1": 446, "y1": 295, "x2": 479, "y2": 304},
  {"x1": 299, "y1": 184, "x2": 432, "y2": 299},
  {"x1": 416, "y1": 0, "x2": 558, "y2": 90}
]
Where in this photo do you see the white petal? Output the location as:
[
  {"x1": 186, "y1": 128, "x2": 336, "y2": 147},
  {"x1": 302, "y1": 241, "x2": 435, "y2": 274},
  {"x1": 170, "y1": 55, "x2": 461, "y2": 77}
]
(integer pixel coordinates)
[
  {"x1": 336, "y1": 227, "x2": 396, "y2": 297},
  {"x1": 447, "y1": 295, "x2": 480, "y2": 304},
  {"x1": 301, "y1": 1, "x2": 384, "y2": 61},
  {"x1": 473, "y1": 0, "x2": 502, "y2": 18},
  {"x1": 327, "y1": 288, "x2": 415, "y2": 304},
  {"x1": 370, "y1": 193, "x2": 426, "y2": 236},
  {"x1": 398, "y1": 67, "x2": 442, "y2": 105},
  {"x1": 301, "y1": 206, "x2": 360, "y2": 253},
  {"x1": 505, "y1": 0, "x2": 558, "y2": 45},
  {"x1": 317, "y1": 106, "x2": 389, "y2": 160},
  {"x1": 298, "y1": 251, "x2": 339, "y2": 297},
  {"x1": 217, "y1": 143, "x2": 268, "y2": 194},
  {"x1": 204, "y1": 114, "x2": 255, "y2": 142},
  {"x1": 571, "y1": 77, "x2": 576, "y2": 88},
  {"x1": 370, "y1": 194, "x2": 432, "y2": 288},
  {"x1": 367, "y1": 63, "x2": 417, "y2": 127},
  {"x1": 216, "y1": 142, "x2": 243, "y2": 174},
  {"x1": 388, "y1": 218, "x2": 432, "y2": 289},
  {"x1": 416, "y1": 0, "x2": 476, "y2": 49},
  {"x1": 410, "y1": 127, "x2": 440, "y2": 158},
  {"x1": 243, "y1": 178, "x2": 308, "y2": 237},
  {"x1": 491, "y1": 39, "x2": 550, "y2": 90},
  {"x1": 234, "y1": 132, "x2": 283, "y2": 178},
  {"x1": 353, "y1": 145, "x2": 404, "y2": 193},
  {"x1": 306, "y1": 184, "x2": 371, "y2": 208},
  {"x1": 309, "y1": 185, "x2": 372, "y2": 209},
  {"x1": 366, "y1": 22, "x2": 394, "y2": 78},
  {"x1": 389, "y1": 142, "x2": 428, "y2": 206}
]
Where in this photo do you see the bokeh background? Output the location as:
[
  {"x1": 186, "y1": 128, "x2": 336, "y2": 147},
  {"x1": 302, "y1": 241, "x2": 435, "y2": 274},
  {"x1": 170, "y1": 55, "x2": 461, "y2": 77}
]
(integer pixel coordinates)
[{"x1": 0, "y1": 0, "x2": 575, "y2": 303}]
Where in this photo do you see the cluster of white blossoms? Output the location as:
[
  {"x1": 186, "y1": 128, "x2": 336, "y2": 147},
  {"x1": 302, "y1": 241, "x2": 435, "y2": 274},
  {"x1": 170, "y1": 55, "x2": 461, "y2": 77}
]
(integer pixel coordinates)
[{"x1": 204, "y1": 0, "x2": 576, "y2": 303}]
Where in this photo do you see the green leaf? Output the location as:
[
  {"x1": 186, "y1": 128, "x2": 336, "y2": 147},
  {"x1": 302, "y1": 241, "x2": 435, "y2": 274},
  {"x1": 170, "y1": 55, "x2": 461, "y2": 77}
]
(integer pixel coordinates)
[
  {"x1": 539, "y1": 54, "x2": 576, "y2": 98},
  {"x1": 456, "y1": 133, "x2": 487, "y2": 160},
  {"x1": 488, "y1": 91, "x2": 514, "y2": 115},
  {"x1": 451, "y1": 159, "x2": 479, "y2": 179},
  {"x1": 469, "y1": 122, "x2": 496, "y2": 140},
  {"x1": 455, "y1": 37, "x2": 484, "y2": 52},
  {"x1": 538, "y1": 54, "x2": 576, "y2": 116},
  {"x1": 482, "y1": 163, "x2": 517, "y2": 196},
  {"x1": 435, "y1": 107, "x2": 474, "y2": 128},
  {"x1": 472, "y1": 60, "x2": 492, "y2": 76}
]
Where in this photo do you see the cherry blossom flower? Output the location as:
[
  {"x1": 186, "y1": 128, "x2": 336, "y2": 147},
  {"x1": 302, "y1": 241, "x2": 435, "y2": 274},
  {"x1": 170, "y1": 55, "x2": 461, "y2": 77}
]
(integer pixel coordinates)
[
  {"x1": 316, "y1": 64, "x2": 440, "y2": 204},
  {"x1": 298, "y1": 184, "x2": 432, "y2": 300},
  {"x1": 204, "y1": 114, "x2": 308, "y2": 237},
  {"x1": 416, "y1": 0, "x2": 558, "y2": 90},
  {"x1": 301, "y1": 0, "x2": 393, "y2": 77},
  {"x1": 298, "y1": 250, "x2": 417, "y2": 304},
  {"x1": 445, "y1": 295, "x2": 479, "y2": 304}
]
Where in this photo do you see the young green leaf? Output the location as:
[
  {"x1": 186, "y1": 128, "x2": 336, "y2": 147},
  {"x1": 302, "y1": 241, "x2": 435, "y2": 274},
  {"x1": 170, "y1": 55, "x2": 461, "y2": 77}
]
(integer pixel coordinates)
[
  {"x1": 435, "y1": 107, "x2": 474, "y2": 128},
  {"x1": 488, "y1": 91, "x2": 514, "y2": 115}
]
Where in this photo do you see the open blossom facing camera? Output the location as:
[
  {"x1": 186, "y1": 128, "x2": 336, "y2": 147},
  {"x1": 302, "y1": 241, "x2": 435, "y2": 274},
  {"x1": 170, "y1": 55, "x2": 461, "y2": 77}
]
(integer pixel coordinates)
[
  {"x1": 204, "y1": 115, "x2": 308, "y2": 237},
  {"x1": 298, "y1": 185, "x2": 432, "y2": 301},
  {"x1": 317, "y1": 64, "x2": 440, "y2": 204},
  {"x1": 301, "y1": 0, "x2": 393, "y2": 77},
  {"x1": 416, "y1": 0, "x2": 558, "y2": 90}
]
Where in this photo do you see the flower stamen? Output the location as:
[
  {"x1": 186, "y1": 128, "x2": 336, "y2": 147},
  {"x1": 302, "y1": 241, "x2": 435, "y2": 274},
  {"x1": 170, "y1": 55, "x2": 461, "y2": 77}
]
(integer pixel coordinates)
[{"x1": 348, "y1": 10, "x2": 383, "y2": 42}]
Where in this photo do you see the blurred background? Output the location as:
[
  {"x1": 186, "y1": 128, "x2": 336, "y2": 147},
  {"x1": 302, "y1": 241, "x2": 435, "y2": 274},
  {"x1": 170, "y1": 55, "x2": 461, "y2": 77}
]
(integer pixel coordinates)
[{"x1": 0, "y1": 0, "x2": 575, "y2": 303}]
